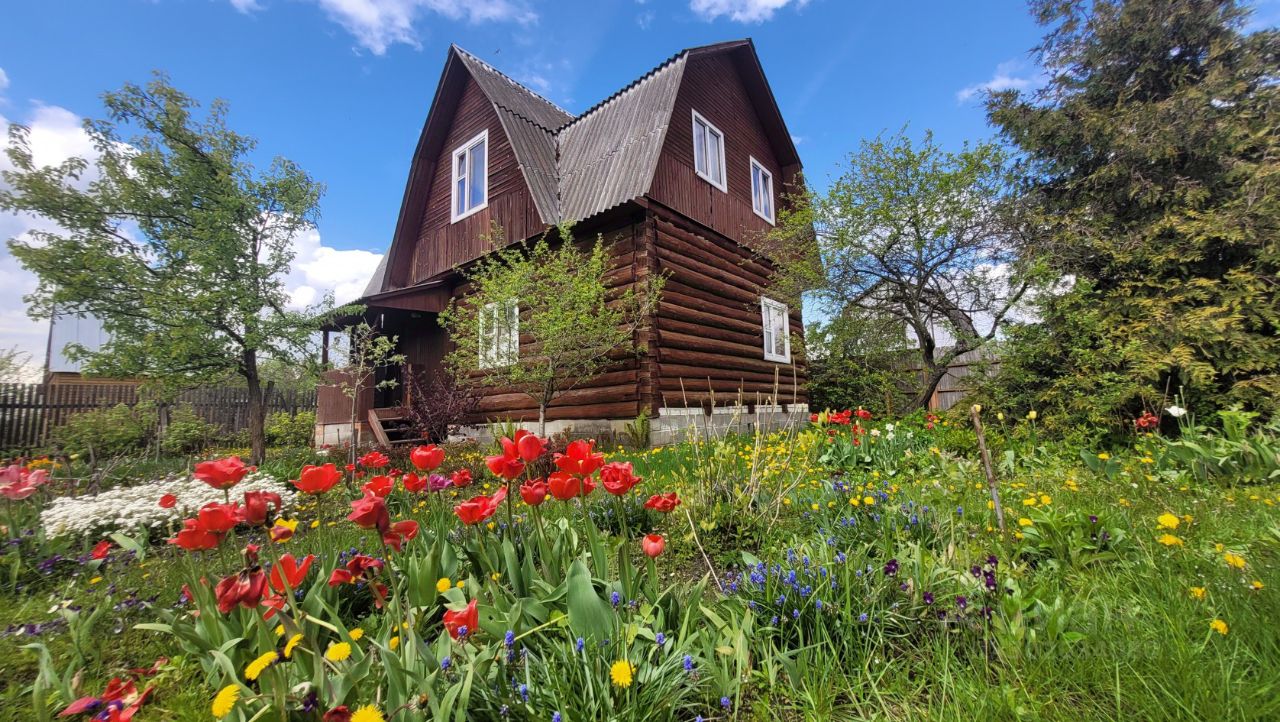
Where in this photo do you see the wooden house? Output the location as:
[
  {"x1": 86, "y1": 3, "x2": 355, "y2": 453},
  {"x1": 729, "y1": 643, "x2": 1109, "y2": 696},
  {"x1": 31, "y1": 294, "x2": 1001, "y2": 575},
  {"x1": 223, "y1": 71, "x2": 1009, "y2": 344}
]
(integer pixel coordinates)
[{"x1": 315, "y1": 39, "x2": 809, "y2": 446}]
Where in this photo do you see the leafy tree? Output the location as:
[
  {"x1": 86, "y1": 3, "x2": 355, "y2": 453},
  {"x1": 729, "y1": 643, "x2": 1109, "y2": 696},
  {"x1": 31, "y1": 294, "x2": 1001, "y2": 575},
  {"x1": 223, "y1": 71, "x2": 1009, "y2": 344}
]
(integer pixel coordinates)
[
  {"x1": 439, "y1": 225, "x2": 662, "y2": 436},
  {"x1": 0, "y1": 346, "x2": 31, "y2": 383},
  {"x1": 0, "y1": 74, "x2": 335, "y2": 463},
  {"x1": 329, "y1": 322, "x2": 405, "y2": 460},
  {"x1": 986, "y1": 0, "x2": 1280, "y2": 423},
  {"x1": 766, "y1": 130, "x2": 1043, "y2": 409},
  {"x1": 804, "y1": 314, "x2": 918, "y2": 416}
]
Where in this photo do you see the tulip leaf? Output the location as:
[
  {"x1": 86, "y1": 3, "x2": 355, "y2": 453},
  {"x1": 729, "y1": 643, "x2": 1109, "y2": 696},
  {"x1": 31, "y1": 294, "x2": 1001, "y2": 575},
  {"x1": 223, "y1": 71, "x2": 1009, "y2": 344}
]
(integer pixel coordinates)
[{"x1": 565, "y1": 561, "x2": 611, "y2": 640}]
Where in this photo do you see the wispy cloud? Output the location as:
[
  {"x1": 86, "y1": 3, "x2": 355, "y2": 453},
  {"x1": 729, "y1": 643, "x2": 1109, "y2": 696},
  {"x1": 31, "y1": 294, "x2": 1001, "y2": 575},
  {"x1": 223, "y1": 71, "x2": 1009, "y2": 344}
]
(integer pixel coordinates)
[
  {"x1": 956, "y1": 59, "x2": 1043, "y2": 104},
  {"x1": 636, "y1": 10, "x2": 655, "y2": 29},
  {"x1": 689, "y1": 0, "x2": 809, "y2": 24},
  {"x1": 237, "y1": 0, "x2": 538, "y2": 55}
]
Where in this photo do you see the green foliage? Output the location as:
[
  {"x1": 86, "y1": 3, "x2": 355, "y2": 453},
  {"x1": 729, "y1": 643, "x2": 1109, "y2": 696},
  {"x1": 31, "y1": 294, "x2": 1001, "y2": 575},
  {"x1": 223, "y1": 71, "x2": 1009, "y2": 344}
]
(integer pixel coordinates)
[
  {"x1": 264, "y1": 410, "x2": 315, "y2": 448},
  {"x1": 986, "y1": 0, "x2": 1280, "y2": 425},
  {"x1": 806, "y1": 315, "x2": 918, "y2": 416},
  {"x1": 1158, "y1": 409, "x2": 1280, "y2": 485},
  {"x1": 766, "y1": 129, "x2": 1044, "y2": 409},
  {"x1": 54, "y1": 403, "x2": 158, "y2": 459},
  {"x1": 439, "y1": 225, "x2": 662, "y2": 433},
  {"x1": 158, "y1": 406, "x2": 220, "y2": 456},
  {"x1": 0, "y1": 73, "x2": 339, "y2": 463}
]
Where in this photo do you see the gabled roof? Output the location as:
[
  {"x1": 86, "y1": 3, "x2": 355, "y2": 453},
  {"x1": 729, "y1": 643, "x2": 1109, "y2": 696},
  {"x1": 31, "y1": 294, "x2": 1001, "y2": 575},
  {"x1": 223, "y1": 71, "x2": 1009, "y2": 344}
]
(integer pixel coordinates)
[{"x1": 375, "y1": 39, "x2": 799, "y2": 295}]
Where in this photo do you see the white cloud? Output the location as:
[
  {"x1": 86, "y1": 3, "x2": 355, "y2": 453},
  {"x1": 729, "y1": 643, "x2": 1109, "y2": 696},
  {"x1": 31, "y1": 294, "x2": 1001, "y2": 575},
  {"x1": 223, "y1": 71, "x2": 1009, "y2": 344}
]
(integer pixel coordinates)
[
  {"x1": 282, "y1": 227, "x2": 383, "y2": 309},
  {"x1": 636, "y1": 10, "x2": 655, "y2": 29},
  {"x1": 689, "y1": 0, "x2": 808, "y2": 23},
  {"x1": 0, "y1": 68, "x2": 9, "y2": 93},
  {"x1": 306, "y1": 0, "x2": 537, "y2": 55},
  {"x1": 228, "y1": 0, "x2": 263, "y2": 13},
  {"x1": 956, "y1": 60, "x2": 1043, "y2": 104}
]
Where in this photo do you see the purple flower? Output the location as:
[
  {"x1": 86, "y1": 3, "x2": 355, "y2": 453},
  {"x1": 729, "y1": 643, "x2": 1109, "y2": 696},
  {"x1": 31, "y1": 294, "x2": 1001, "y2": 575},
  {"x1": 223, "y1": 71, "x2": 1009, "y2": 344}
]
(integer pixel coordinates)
[
  {"x1": 884, "y1": 559, "x2": 899, "y2": 576},
  {"x1": 923, "y1": 591, "x2": 934, "y2": 605},
  {"x1": 956, "y1": 595, "x2": 968, "y2": 611}
]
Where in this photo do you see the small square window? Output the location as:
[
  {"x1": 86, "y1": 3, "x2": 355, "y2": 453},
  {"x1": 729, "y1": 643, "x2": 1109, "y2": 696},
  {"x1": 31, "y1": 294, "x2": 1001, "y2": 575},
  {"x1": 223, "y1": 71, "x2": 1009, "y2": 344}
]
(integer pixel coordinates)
[
  {"x1": 692, "y1": 110, "x2": 727, "y2": 192},
  {"x1": 760, "y1": 297, "x2": 791, "y2": 363},
  {"x1": 479, "y1": 300, "x2": 518, "y2": 368},
  {"x1": 451, "y1": 130, "x2": 489, "y2": 223},
  {"x1": 750, "y1": 157, "x2": 774, "y2": 224}
]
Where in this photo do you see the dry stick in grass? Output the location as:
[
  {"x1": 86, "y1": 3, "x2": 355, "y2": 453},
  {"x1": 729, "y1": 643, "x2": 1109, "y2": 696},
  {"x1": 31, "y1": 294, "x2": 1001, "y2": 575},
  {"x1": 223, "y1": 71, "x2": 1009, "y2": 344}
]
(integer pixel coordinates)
[{"x1": 970, "y1": 404, "x2": 1005, "y2": 532}]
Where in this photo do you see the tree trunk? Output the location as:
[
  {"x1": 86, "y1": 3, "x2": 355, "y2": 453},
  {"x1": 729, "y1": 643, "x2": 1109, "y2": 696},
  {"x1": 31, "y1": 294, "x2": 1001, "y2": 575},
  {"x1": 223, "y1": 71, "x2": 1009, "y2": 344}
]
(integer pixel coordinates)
[
  {"x1": 538, "y1": 403, "x2": 547, "y2": 438},
  {"x1": 913, "y1": 363, "x2": 949, "y2": 410},
  {"x1": 244, "y1": 349, "x2": 267, "y2": 465}
]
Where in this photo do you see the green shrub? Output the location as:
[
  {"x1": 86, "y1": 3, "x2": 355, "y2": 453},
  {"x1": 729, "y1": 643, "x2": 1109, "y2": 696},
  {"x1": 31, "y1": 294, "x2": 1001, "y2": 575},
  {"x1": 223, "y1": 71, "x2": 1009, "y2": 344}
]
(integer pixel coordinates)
[
  {"x1": 54, "y1": 402, "x2": 157, "y2": 459},
  {"x1": 265, "y1": 410, "x2": 315, "y2": 448},
  {"x1": 159, "y1": 405, "x2": 220, "y2": 455}
]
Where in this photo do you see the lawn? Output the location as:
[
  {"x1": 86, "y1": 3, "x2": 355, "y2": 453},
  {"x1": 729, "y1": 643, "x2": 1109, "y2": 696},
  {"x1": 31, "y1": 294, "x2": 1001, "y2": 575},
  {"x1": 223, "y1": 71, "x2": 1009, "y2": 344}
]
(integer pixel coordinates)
[{"x1": 2, "y1": 409, "x2": 1278, "y2": 721}]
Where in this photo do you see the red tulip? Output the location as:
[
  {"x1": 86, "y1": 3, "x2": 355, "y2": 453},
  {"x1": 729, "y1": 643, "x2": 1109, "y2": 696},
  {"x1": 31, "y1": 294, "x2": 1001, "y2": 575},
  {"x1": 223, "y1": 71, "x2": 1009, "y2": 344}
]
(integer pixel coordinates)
[
  {"x1": 643, "y1": 492, "x2": 681, "y2": 513},
  {"x1": 327, "y1": 554, "x2": 384, "y2": 587},
  {"x1": 362, "y1": 474, "x2": 394, "y2": 498},
  {"x1": 269, "y1": 520, "x2": 297, "y2": 543},
  {"x1": 323, "y1": 707, "x2": 352, "y2": 722},
  {"x1": 515, "y1": 430, "x2": 547, "y2": 461},
  {"x1": 170, "y1": 518, "x2": 222, "y2": 551},
  {"x1": 600, "y1": 462, "x2": 642, "y2": 496},
  {"x1": 293, "y1": 463, "x2": 341, "y2": 495},
  {"x1": 269, "y1": 553, "x2": 315, "y2": 594},
  {"x1": 554, "y1": 439, "x2": 605, "y2": 476},
  {"x1": 855, "y1": 408, "x2": 872, "y2": 421},
  {"x1": 485, "y1": 437, "x2": 526, "y2": 480},
  {"x1": 402, "y1": 472, "x2": 427, "y2": 493},
  {"x1": 451, "y1": 469, "x2": 473, "y2": 488},
  {"x1": 520, "y1": 479, "x2": 548, "y2": 506},
  {"x1": 214, "y1": 566, "x2": 267, "y2": 613},
  {"x1": 410, "y1": 444, "x2": 446, "y2": 471},
  {"x1": 358, "y1": 450, "x2": 390, "y2": 469},
  {"x1": 158, "y1": 493, "x2": 178, "y2": 509},
  {"x1": 197, "y1": 502, "x2": 240, "y2": 533},
  {"x1": 547, "y1": 471, "x2": 581, "y2": 501},
  {"x1": 642, "y1": 533, "x2": 665, "y2": 558},
  {"x1": 193, "y1": 456, "x2": 250, "y2": 490},
  {"x1": 90, "y1": 539, "x2": 112, "y2": 560},
  {"x1": 241, "y1": 490, "x2": 282, "y2": 526},
  {"x1": 454, "y1": 487, "x2": 508, "y2": 525},
  {"x1": 348, "y1": 491, "x2": 390, "y2": 532},
  {"x1": 381, "y1": 520, "x2": 420, "y2": 552},
  {"x1": 442, "y1": 599, "x2": 479, "y2": 640}
]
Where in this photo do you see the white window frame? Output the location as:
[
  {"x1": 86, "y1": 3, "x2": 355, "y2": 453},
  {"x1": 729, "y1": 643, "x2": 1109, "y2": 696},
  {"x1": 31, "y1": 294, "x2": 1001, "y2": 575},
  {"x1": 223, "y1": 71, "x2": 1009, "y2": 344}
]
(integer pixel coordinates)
[
  {"x1": 479, "y1": 299, "x2": 518, "y2": 368},
  {"x1": 760, "y1": 296, "x2": 791, "y2": 363},
  {"x1": 749, "y1": 156, "x2": 775, "y2": 224},
  {"x1": 450, "y1": 129, "x2": 489, "y2": 223},
  {"x1": 691, "y1": 109, "x2": 727, "y2": 192}
]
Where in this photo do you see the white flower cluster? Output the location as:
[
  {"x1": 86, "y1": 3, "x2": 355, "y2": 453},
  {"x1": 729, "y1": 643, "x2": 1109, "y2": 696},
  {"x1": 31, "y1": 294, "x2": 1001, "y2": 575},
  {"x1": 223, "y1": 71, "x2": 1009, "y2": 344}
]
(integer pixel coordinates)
[{"x1": 40, "y1": 471, "x2": 299, "y2": 540}]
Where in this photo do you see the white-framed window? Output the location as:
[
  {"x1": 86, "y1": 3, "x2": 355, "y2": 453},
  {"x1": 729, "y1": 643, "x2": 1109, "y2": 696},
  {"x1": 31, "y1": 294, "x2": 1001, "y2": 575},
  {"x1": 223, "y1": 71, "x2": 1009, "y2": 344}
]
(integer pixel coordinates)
[
  {"x1": 691, "y1": 110, "x2": 727, "y2": 192},
  {"x1": 749, "y1": 156, "x2": 774, "y2": 224},
  {"x1": 760, "y1": 296, "x2": 791, "y2": 363},
  {"x1": 450, "y1": 130, "x2": 489, "y2": 223},
  {"x1": 479, "y1": 299, "x2": 518, "y2": 368}
]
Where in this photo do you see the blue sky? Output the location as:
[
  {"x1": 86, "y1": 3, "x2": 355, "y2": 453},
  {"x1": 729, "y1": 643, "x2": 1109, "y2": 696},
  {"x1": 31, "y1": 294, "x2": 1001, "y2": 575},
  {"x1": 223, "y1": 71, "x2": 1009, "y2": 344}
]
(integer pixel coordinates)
[{"x1": 2, "y1": 0, "x2": 1275, "y2": 372}]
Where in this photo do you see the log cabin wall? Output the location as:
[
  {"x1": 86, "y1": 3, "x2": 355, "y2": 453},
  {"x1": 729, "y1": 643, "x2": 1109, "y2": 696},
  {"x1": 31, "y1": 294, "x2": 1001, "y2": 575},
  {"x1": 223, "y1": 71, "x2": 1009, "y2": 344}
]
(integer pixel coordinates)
[
  {"x1": 453, "y1": 216, "x2": 652, "y2": 426},
  {"x1": 647, "y1": 206, "x2": 806, "y2": 412},
  {"x1": 647, "y1": 51, "x2": 795, "y2": 253},
  {"x1": 410, "y1": 75, "x2": 547, "y2": 285}
]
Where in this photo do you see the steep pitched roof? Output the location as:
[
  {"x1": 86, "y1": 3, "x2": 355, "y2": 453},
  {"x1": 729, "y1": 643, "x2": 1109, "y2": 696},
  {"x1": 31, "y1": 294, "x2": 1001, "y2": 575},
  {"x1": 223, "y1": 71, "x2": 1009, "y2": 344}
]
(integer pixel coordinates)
[{"x1": 373, "y1": 39, "x2": 798, "y2": 296}]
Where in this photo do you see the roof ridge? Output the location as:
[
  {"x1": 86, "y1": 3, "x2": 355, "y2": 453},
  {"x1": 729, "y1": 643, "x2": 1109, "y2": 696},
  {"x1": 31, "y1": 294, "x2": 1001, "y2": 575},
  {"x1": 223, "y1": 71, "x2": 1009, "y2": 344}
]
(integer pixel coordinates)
[
  {"x1": 552, "y1": 49, "x2": 688, "y2": 133},
  {"x1": 451, "y1": 45, "x2": 575, "y2": 122}
]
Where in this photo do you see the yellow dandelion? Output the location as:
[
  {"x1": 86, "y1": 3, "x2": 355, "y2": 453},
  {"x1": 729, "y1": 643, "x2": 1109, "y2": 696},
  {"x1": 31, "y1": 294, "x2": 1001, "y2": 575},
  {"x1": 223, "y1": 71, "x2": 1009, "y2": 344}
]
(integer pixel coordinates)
[
  {"x1": 1018, "y1": 518, "x2": 1033, "y2": 527},
  {"x1": 610, "y1": 659, "x2": 635, "y2": 688},
  {"x1": 1156, "y1": 513, "x2": 1180, "y2": 530},
  {"x1": 211, "y1": 684, "x2": 240, "y2": 718},
  {"x1": 310, "y1": 520, "x2": 320, "y2": 529},
  {"x1": 274, "y1": 624, "x2": 285, "y2": 637},
  {"x1": 436, "y1": 577, "x2": 452, "y2": 593},
  {"x1": 1210, "y1": 619, "x2": 1228, "y2": 635},
  {"x1": 325, "y1": 641, "x2": 352, "y2": 662},
  {"x1": 456, "y1": 580, "x2": 465, "y2": 589},
  {"x1": 1250, "y1": 580, "x2": 1264, "y2": 590},
  {"x1": 350, "y1": 705, "x2": 386, "y2": 722},
  {"x1": 350, "y1": 627, "x2": 365, "y2": 641},
  {"x1": 89, "y1": 577, "x2": 102, "y2": 585},
  {"x1": 1026, "y1": 410, "x2": 1037, "y2": 420},
  {"x1": 1039, "y1": 495, "x2": 1051, "y2": 505},
  {"x1": 848, "y1": 496, "x2": 860, "y2": 506},
  {"x1": 1157, "y1": 534, "x2": 1184, "y2": 547},
  {"x1": 1190, "y1": 587, "x2": 1206, "y2": 600},
  {"x1": 284, "y1": 633, "x2": 303, "y2": 658},
  {"x1": 1223, "y1": 552, "x2": 1246, "y2": 569},
  {"x1": 244, "y1": 651, "x2": 278, "y2": 681},
  {"x1": 389, "y1": 636, "x2": 400, "y2": 650},
  {"x1": 863, "y1": 496, "x2": 875, "y2": 506}
]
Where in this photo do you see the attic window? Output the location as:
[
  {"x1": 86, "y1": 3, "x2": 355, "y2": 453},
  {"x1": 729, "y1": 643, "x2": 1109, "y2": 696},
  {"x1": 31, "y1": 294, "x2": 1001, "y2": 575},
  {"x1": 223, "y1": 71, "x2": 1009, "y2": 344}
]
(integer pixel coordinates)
[
  {"x1": 760, "y1": 296, "x2": 791, "y2": 363},
  {"x1": 451, "y1": 130, "x2": 488, "y2": 222},
  {"x1": 750, "y1": 157, "x2": 774, "y2": 224},
  {"x1": 692, "y1": 110, "x2": 727, "y2": 192}
]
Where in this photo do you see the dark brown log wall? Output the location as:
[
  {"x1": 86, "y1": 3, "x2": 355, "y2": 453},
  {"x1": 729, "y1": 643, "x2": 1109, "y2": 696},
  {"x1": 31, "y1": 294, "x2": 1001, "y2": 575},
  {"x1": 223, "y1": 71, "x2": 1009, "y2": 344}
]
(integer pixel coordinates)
[
  {"x1": 648, "y1": 52, "x2": 796, "y2": 252},
  {"x1": 410, "y1": 76, "x2": 547, "y2": 284},
  {"x1": 648, "y1": 209, "x2": 806, "y2": 411}
]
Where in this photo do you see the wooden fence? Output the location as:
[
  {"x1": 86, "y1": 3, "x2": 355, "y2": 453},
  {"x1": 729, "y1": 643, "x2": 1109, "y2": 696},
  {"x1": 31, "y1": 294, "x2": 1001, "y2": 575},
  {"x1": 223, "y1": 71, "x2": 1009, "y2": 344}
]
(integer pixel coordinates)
[
  {"x1": 919, "y1": 348, "x2": 1000, "y2": 411},
  {"x1": 0, "y1": 382, "x2": 316, "y2": 451}
]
